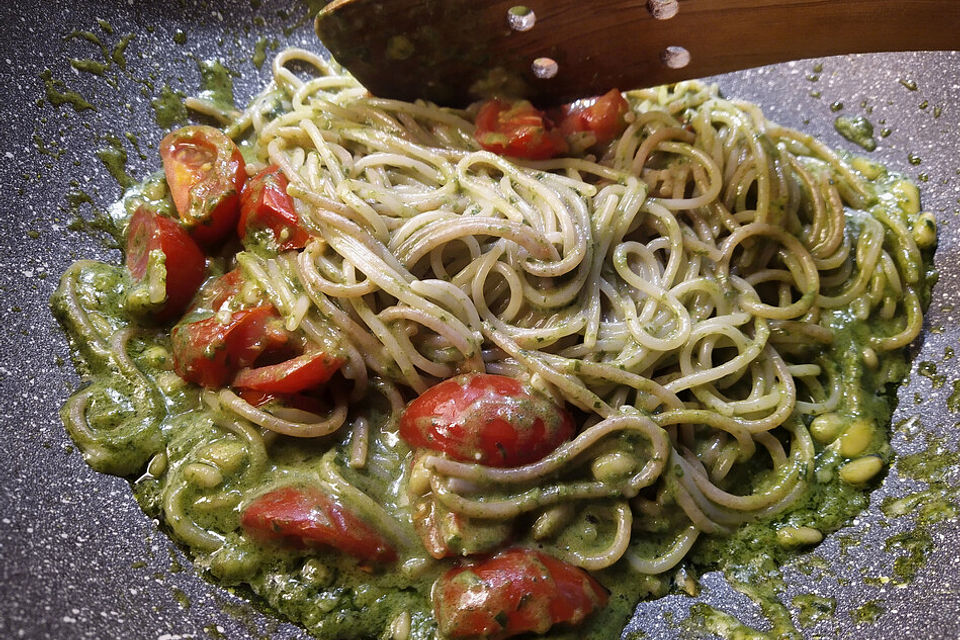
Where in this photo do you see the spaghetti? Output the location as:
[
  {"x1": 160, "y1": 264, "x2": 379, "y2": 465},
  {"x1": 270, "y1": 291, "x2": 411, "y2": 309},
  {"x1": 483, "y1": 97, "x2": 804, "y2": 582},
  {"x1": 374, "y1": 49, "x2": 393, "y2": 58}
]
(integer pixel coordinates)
[{"x1": 54, "y1": 48, "x2": 935, "y2": 640}]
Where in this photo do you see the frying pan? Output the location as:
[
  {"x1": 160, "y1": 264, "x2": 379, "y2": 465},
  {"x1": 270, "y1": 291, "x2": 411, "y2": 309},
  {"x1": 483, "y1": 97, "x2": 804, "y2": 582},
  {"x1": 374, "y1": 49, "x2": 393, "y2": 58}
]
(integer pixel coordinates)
[{"x1": 2, "y1": 1, "x2": 959, "y2": 637}]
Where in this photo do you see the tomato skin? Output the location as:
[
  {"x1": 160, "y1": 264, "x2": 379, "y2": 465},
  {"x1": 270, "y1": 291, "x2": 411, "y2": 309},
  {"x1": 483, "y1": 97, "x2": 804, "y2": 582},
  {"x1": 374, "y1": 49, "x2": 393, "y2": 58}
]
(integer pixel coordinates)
[
  {"x1": 238, "y1": 388, "x2": 276, "y2": 407},
  {"x1": 238, "y1": 389, "x2": 328, "y2": 414},
  {"x1": 125, "y1": 207, "x2": 206, "y2": 322},
  {"x1": 238, "y1": 165, "x2": 310, "y2": 250},
  {"x1": 232, "y1": 350, "x2": 344, "y2": 394},
  {"x1": 556, "y1": 89, "x2": 629, "y2": 144},
  {"x1": 160, "y1": 125, "x2": 246, "y2": 245},
  {"x1": 474, "y1": 98, "x2": 568, "y2": 160},
  {"x1": 171, "y1": 305, "x2": 288, "y2": 388},
  {"x1": 399, "y1": 373, "x2": 574, "y2": 467},
  {"x1": 241, "y1": 486, "x2": 396, "y2": 564},
  {"x1": 433, "y1": 548, "x2": 608, "y2": 639},
  {"x1": 197, "y1": 268, "x2": 244, "y2": 313}
]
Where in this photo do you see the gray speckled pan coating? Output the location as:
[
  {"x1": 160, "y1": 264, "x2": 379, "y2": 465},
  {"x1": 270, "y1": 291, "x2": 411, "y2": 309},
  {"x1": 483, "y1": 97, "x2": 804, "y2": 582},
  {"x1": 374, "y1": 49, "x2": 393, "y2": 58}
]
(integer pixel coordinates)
[{"x1": 1, "y1": 1, "x2": 958, "y2": 638}]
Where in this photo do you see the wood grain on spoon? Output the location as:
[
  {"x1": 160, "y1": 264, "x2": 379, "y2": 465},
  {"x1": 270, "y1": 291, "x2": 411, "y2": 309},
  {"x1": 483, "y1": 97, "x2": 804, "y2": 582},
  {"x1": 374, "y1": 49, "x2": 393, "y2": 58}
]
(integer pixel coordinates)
[{"x1": 316, "y1": 0, "x2": 960, "y2": 107}]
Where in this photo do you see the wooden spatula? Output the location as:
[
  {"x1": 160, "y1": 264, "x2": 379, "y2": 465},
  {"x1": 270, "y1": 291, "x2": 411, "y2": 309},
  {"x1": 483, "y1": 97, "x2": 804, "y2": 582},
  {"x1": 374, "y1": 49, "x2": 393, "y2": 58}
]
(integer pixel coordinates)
[{"x1": 315, "y1": 0, "x2": 960, "y2": 107}]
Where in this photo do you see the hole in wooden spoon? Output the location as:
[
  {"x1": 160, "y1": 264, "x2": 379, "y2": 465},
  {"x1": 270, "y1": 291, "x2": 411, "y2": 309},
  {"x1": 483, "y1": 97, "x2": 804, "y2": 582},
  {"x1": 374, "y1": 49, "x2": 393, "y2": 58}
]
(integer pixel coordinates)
[
  {"x1": 660, "y1": 45, "x2": 690, "y2": 69},
  {"x1": 647, "y1": 0, "x2": 679, "y2": 20},
  {"x1": 532, "y1": 57, "x2": 558, "y2": 79},
  {"x1": 508, "y1": 6, "x2": 536, "y2": 31}
]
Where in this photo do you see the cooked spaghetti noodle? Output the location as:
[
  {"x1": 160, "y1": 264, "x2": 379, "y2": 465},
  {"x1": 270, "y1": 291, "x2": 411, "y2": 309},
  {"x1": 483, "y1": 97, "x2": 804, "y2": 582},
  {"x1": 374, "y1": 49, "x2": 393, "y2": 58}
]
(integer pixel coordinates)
[{"x1": 53, "y1": 48, "x2": 935, "y2": 640}]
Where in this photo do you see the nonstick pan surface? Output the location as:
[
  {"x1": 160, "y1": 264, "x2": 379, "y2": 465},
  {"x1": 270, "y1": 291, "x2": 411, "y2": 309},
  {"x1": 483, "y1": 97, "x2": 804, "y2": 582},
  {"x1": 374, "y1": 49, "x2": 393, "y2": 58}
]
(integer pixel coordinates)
[{"x1": 2, "y1": 2, "x2": 960, "y2": 638}]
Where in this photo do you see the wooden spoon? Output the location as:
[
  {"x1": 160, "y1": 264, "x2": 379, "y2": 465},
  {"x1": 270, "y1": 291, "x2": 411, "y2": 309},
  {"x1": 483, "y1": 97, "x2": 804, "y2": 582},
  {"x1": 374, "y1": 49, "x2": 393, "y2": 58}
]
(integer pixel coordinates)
[{"x1": 315, "y1": 0, "x2": 960, "y2": 107}]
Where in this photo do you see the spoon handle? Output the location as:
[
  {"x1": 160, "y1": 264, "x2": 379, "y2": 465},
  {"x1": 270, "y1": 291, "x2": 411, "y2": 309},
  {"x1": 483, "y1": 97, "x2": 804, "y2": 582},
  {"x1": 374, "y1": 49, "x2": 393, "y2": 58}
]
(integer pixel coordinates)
[{"x1": 316, "y1": 0, "x2": 960, "y2": 106}]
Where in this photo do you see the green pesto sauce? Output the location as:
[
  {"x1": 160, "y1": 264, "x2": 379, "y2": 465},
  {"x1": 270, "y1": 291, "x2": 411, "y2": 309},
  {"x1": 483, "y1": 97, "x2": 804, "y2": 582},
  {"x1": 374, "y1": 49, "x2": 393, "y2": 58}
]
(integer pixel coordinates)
[
  {"x1": 64, "y1": 184, "x2": 120, "y2": 249},
  {"x1": 885, "y1": 529, "x2": 933, "y2": 584},
  {"x1": 852, "y1": 599, "x2": 885, "y2": 624},
  {"x1": 33, "y1": 134, "x2": 65, "y2": 159},
  {"x1": 112, "y1": 33, "x2": 135, "y2": 70},
  {"x1": 64, "y1": 26, "x2": 133, "y2": 76},
  {"x1": 917, "y1": 361, "x2": 946, "y2": 389},
  {"x1": 685, "y1": 602, "x2": 773, "y2": 640},
  {"x1": 252, "y1": 37, "x2": 270, "y2": 69},
  {"x1": 791, "y1": 594, "x2": 835, "y2": 628},
  {"x1": 945, "y1": 380, "x2": 960, "y2": 412},
  {"x1": 65, "y1": 185, "x2": 95, "y2": 213},
  {"x1": 834, "y1": 115, "x2": 877, "y2": 151},
  {"x1": 65, "y1": 29, "x2": 109, "y2": 58},
  {"x1": 897, "y1": 436, "x2": 960, "y2": 479},
  {"x1": 95, "y1": 133, "x2": 135, "y2": 189},
  {"x1": 40, "y1": 69, "x2": 95, "y2": 112},
  {"x1": 198, "y1": 59, "x2": 238, "y2": 112},
  {"x1": 151, "y1": 85, "x2": 189, "y2": 129},
  {"x1": 70, "y1": 57, "x2": 109, "y2": 76},
  {"x1": 172, "y1": 586, "x2": 191, "y2": 609},
  {"x1": 125, "y1": 132, "x2": 147, "y2": 161}
]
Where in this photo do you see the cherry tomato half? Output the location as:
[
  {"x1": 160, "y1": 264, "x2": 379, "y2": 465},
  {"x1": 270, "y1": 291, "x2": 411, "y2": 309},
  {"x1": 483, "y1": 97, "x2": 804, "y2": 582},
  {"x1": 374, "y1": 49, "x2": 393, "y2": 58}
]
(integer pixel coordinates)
[
  {"x1": 556, "y1": 89, "x2": 629, "y2": 145},
  {"x1": 399, "y1": 373, "x2": 574, "y2": 467},
  {"x1": 125, "y1": 207, "x2": 206, "y2": 322},
  {"x1": 232, "y1": 350, "x2": 344, "y2": 394},
  {"x1": 160, "y1": 125, "x2": 246, "y2": 245},
  {"x1": 474, "y1": 98, "x2": 569, "y2": 160},
  {"x1": 433, "y1": 548, "x2": 608, "y2": 640},
  {"x1": 171, "y1": 305, "x2": 288, "y2": 388},
  {"x1": 238, "y1": 165, "x2": 310, "y2": 250},
  {"x1": 241, "y1": 485, "x2": 396, "y2": 564}
]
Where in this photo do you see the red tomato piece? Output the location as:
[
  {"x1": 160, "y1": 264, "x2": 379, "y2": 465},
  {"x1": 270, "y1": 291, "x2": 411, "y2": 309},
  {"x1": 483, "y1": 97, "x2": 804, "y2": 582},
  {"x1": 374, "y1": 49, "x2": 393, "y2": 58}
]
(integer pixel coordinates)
[
  {"x1": 125, "y1": 207, "x2": 206, "y2": 322},
  {"x1": 160, "y1": 125, "x2": 246, "y2": 245},
  {"x1": 238, "y1": 389, "x2": 328, "y2": 415},
  {"x1": 171, "y1": 305, "x2": 288, "y2": 388},
  {"x1": 241, "y1": 485, "x2": 396, "y2": 564},
  {"x1": 474, "y1": 98, "x2": 568, "y2": 160},
  {"x1": 399, "y1": 373, "x2": 574, "y2": 467},
  {"x1": 232, "y1": 350, "x2": 344, "y2": 394},
  {"x1": 198, "y1": 268, "x2": 245, "y2": 313},
  {"x1": 556, "y1": 89, "x2": 630, "y2": 144},
  {"x1": 238, "y1": 388, "x2": 275, "y2": 408},
  {"x1": 433, "y1": 548, "x2": 608, "y2": 639},
  {"x1": 238, "y1": 165, "x2": 310, "y2": 250}
]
